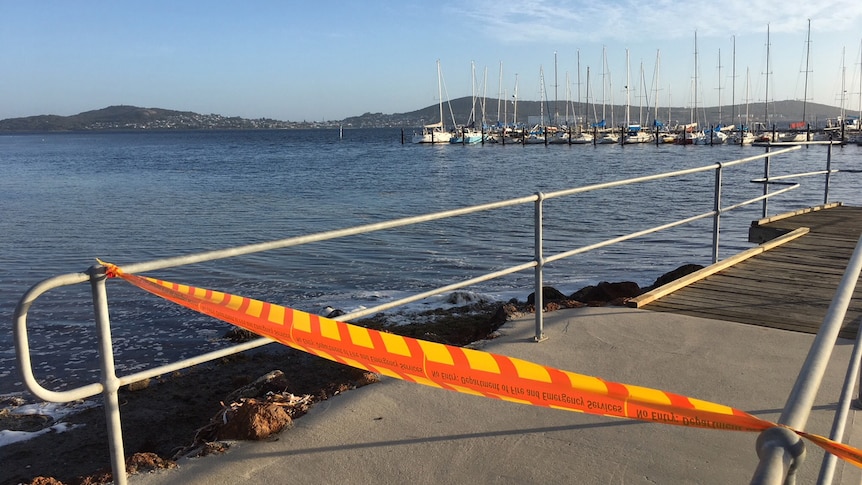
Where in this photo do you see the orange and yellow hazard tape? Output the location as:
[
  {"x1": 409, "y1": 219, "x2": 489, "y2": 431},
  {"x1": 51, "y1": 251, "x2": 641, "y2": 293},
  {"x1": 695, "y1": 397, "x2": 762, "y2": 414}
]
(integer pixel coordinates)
[{"x1": 98, "y1": 260, "x2": 862, "y2": 467}]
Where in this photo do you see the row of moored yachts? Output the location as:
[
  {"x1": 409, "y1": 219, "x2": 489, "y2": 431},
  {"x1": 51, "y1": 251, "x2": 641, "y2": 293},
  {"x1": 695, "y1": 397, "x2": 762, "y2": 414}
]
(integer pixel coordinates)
[{"x1": 412, "y1": 122, "x2": 859, "y2": 146}]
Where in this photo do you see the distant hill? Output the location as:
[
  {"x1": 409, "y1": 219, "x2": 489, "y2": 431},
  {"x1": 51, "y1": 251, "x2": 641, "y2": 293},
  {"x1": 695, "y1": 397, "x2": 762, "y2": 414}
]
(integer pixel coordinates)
[
  {"x1": 0, "y1": 105, "x2": 314, "y2": 132},
  {"x1": 0, "y1": 100, "x2": 851, "y2": 132}
]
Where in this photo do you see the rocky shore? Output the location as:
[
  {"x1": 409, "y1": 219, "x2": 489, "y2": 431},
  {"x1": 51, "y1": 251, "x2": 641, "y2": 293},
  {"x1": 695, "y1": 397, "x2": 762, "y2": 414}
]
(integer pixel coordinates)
[{"x1": 1, "y1": 264, "x2": 702, "y2": 485}]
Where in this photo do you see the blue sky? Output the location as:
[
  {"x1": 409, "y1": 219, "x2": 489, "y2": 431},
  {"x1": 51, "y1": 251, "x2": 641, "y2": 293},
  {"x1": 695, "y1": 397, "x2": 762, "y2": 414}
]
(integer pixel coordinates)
[{"x1": 2, "y1": 1, "x2": 862, "y2": 122}]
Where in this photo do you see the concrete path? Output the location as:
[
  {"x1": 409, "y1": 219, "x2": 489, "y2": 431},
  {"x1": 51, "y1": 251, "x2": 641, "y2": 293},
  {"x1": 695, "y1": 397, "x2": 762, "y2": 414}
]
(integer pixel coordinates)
[{"x1": 131, "y1": 307, "x2": 862, "y2": 484}]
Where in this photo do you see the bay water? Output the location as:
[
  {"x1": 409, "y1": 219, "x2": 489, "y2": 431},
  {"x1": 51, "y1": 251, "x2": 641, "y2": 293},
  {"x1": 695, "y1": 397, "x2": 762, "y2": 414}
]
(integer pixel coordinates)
[{"x1": 1, "y1": 129, "x2": 859, "y2": 400}]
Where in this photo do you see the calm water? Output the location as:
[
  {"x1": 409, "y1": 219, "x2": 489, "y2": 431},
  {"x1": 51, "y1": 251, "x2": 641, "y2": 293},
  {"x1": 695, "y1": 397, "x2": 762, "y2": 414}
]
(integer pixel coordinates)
[{"x1": 1, "y1": 129, "x2": 860, "y2": 398}]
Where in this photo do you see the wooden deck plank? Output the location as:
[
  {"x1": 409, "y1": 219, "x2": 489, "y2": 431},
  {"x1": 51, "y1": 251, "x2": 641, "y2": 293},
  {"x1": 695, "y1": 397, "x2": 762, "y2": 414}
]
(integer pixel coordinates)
[{"x1": 641, "y1": 204, "x2": 862, "y2": 338}]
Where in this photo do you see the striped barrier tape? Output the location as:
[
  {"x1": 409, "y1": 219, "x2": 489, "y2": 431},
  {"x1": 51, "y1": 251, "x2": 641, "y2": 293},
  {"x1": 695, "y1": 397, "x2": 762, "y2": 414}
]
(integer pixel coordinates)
[{"x1": 98, "y1": 261, "x2": 862, "y2": 467}]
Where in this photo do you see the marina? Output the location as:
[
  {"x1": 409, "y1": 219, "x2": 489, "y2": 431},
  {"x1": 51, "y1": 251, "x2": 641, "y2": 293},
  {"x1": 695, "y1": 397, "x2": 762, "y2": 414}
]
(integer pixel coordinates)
[{"x1": 407, "y1": 27, "x2": 862, "y2": 148}]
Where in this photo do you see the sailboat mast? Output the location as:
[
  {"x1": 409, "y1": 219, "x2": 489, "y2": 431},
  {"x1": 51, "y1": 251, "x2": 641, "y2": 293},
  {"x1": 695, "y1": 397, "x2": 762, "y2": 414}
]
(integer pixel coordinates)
[
  {"x1": 469, "y1": 61, "x2": 476, "y2": 127},
  {"x1": 717, "y1": 48, "x2": 722, "y2": 125},
  {"x1": 503, "y1": 88, "x2": 507, "y2": 128},
  {"x1": 539, "y1": 65, "x2": 546, "y2": 127},
  {"x1": 731, "y1": 36, "x2": 736, "y2": 127},
  {"x1": 436, "y1": 59, "x2": 444, "y2": 127},
  {"x1": 606, "y1": 47, "x2": 615, "y2": 127},
  {"x1": 840, "y1": 48, "x2": 846, "y2": 123},
  {"x1": 601, "y1": 45, "x2": 607, "y2": 124},
  {"x1": 745, "y1": 67, "x2": 751, "y2": 127},
  {"x1": 497, "y1": 89, "x2": 509, "y2": 129},
  {"x1": 765, "y1": 24, "x2": 770, "y2": 128},
  {"x1": 625, "y1": 48, "x2": 631, "y2": 127},
  {"x1": 639, "y1": 60, "x2": 645, "y2": 126},
  {"x1": 513, "y1": 73, "x2": 519, "y2": 126},
  {"x1": 654, "y1": 50, "x2": 661, "y2": 126},
  {"x1": 564, "y1": 72, "x2": 570, "y2": 125},
  {"x1": 497, "y1": 62, "x2": 503, "y2": 124},
  {"x1": 482, "y1": 65, "x2": 488, "y2": 128},
  {"x1": 694, "y1": 31, "x2": 699, "y2": 127},
  {"x1": 586, "y1": 66, "x2": 593, "y2": 124},
  {"x1": 554, "y1": 51, "x2": 559, "y2": 126},
  {"x1": 802, "y1": 18, "x2": 811, "y2": 125},
  {"x1": 577, "y1": 49, "x2": 581, "y2": 129}
]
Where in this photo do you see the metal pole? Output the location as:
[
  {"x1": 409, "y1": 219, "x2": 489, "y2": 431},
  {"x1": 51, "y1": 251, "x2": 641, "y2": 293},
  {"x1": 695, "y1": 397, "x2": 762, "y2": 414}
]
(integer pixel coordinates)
[
  {"x1": 754, "y1": 233, "x2": 862, "y2": 483},
  {"x1": 533, "y1": 192, "x2": 547, "y2": 342},
  {"x1": 712, "y1": 164, "x2": 722, "y2": 263},
  {"x1": 762, "y1": 145, "x2": 771, "y2": 218},
  {"x1": 818, "y1": 319, "x2": 862, "y2": 484},
  {"x1": 824, "y1": 142, "x2": 832, "y2": 205},
  {"x1": 88, "y1": 265, "x2": 128, "y2": 485}
]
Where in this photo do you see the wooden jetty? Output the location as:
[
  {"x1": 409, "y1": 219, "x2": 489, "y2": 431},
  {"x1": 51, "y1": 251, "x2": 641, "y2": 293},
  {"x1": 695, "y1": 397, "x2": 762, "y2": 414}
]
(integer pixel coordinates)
[{"x1": 629, "y1": 203, "x2": 862, "y2": 339}]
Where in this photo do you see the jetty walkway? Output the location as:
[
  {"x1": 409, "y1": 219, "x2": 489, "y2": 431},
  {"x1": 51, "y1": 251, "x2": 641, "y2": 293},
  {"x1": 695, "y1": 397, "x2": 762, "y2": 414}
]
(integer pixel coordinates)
[{"x1": 630, "y1": 203, "x2": 862, "y2": 339}]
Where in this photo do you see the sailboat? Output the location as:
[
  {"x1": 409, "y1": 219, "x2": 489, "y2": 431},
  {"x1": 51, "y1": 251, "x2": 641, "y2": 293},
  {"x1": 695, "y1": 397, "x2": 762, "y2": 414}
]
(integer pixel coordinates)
[
  {"x1": 678, "y1": 31, "x2": 701, "y2": 145},
  {"x1": 450, "y1": 62, "x2": 483, "y2": 144},
  {"x1": 549, "y1": 71, "x2": 574, "y2": 144},
  {"x1": 570, "y1": 61, "x2": 594, "y2": 144},
  {"x1": 695, "y1": 48, "x2": 729, "y2": 145},
  {"x1": 596, "y1": 46, "x2": 620, "y2": 144},
  {"x1": 730, "y1": 67, "x2": 756, "y2": 145},
  {"x1": 625, "y1": 55, "x2": 655, "y2": 144},
  {"x1": 525, "y1": 66, "x2": 549, "y2": 144},
  {"x1": 412, "y1": 60, "x2": 453, "y2": 144}
]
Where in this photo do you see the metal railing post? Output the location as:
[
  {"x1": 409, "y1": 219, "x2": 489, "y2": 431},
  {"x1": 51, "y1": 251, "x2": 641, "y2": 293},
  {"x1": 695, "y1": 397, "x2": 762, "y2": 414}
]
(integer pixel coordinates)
[
  {"x1": 762, "y1": 145, "x2": 771, "y2": 218},
  {"x1": 534, "y1": 192, "x2": 547, "y2": 342},
  {"x1": 88, "y1": 265, "x2": 128, "y2": 485},
  {"x1": 712, "y1": 164, "x2": 723, "y2": 263},
  {"x1": 753, "y1": 233, "x2": 862, "y2": 484},
  {"x1": 824, "y1": 143, "x2": 832, "y2": 205},
  {"x1": 818, "y1": 321, "x2": 862, "y2": 484}
]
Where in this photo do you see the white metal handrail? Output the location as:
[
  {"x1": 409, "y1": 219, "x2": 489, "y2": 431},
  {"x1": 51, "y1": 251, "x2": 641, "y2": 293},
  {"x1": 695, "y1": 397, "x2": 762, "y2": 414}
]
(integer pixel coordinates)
[{"x1": 15, "y1": 142, "x2": 856, "y2": 485}]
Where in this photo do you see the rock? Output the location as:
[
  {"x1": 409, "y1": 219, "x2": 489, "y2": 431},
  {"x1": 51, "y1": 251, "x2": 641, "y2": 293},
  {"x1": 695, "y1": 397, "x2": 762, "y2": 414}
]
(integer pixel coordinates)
[
  {"x1": 570, "y1": 281, "x2": 641, "y2": 305},
  {"x1": 354, "y1": 372, "x2": 380, "y2": 387},
  {"x1": 27, "y1": 477, "x2": 64, "y2": 485},
  {"x1": 644, "y1": 264, "x2": 705, "y2": 291},
  {"x1": 125, "y1": 452, "x2": 177, "y2": 474},
  {"x1": 526, "y1": 286, "x2": 567, "y2": 305},
  {"x1": 217, "y1": 399, "x2": 292, "y2": 440}
]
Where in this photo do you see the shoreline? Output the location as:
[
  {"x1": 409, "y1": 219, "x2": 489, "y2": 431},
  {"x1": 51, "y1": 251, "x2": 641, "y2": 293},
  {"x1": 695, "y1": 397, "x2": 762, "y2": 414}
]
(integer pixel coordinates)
[{"x1": 1, "y1": 266, "x2": 701, "y2": 485}]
